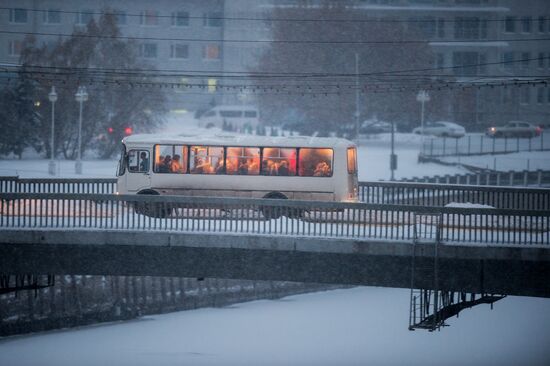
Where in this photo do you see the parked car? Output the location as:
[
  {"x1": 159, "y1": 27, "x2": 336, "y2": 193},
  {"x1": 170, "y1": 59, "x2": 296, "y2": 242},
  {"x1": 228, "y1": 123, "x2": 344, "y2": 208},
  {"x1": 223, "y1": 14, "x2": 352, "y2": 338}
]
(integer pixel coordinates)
[
  {"x1": 360, "y1": 119, "x2": 395, "y2": 134},
  {"x1": 412, "y1": 121, "x2": 466, "y2": 138},
  {"x1": 486, "y1": 121, "x2": 542, "y2": 138}
]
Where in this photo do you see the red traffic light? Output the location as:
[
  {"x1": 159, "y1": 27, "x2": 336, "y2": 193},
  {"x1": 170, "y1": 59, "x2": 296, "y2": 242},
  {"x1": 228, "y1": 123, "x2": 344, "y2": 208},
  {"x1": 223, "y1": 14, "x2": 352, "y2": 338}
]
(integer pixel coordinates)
[
  {"x1": 107, "y1": 127, "x2": 114, "y2": 134},
  {"x1": 124, "y1": 127, "x2": 133, "y2": 135}
]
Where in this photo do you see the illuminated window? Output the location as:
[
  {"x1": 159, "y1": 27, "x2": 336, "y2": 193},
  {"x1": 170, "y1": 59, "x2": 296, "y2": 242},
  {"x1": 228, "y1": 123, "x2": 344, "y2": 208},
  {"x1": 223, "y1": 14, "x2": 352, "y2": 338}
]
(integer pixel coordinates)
[
  {"x1": 298, "y1": 148, "x2": 333, "y2": 177},
  {"x1": 262, "y1": 148, "x2": 297, "y2": 176},
  {"x1": 190, "y1": 146, "x2": 224, "y2": 174},
  {"x1": 347, "y1": 147, "x2": 357, "y2": 174},
  {"x1": 226, "y1": 147, "x2": 260, "y2": 175},
  {"x1": 203, "y1": 44, "x2": 220, "y2": 60},
  {"x1": 128, "y1": 150, "x2": 150, "y2": 173},
  {"x1": 154, "y1": 145, "x2": 188, "y2": 174},
  {"x1": 207, "y1": 78, "x2": 217, "y2": 92}
]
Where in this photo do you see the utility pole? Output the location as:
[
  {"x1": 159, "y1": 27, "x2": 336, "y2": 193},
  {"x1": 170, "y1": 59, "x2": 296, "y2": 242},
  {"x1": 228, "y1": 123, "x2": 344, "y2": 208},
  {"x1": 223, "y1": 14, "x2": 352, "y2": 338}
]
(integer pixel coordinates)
[{"x1": 355, "y1": 52, "x2": 360, "y2": 139}]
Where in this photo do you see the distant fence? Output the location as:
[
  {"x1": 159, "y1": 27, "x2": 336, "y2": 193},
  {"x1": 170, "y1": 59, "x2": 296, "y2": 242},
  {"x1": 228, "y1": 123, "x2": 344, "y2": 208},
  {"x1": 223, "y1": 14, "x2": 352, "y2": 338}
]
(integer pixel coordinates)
[
  {"x1": 358, "y1": 181, "x2": 550, "y2": 210},
  {"x1": 399, "y1": 169, "x2": 550, "y2": 187},
  {"x1": 0, "y1": 176, "x2": 116, "y2": 194},
  {"x1": 421, "y1": 132, "x2": 550, "y2": 158},
  {"x1": 1, "y1": 193, "x2": 548, "y2": 246}
]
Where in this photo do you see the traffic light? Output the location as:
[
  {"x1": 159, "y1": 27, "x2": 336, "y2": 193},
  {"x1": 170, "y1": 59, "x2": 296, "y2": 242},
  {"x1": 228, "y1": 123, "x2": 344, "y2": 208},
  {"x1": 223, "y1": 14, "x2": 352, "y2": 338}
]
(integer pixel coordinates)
[{"x1": 124, "y1": 127, "x2": 133, "y2": 135}]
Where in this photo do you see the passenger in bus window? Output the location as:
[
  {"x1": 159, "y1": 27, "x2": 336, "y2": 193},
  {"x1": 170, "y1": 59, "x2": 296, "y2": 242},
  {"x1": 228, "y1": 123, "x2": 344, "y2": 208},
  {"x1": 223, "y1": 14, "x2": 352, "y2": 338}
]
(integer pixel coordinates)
[
  {"x1": 215, "y1": 159, "x2": 225, "y2": 174},
  {"x1": 238, "y1": 159, "x2": 248, "y2": 175},
  {"x1": 171, "y1": 154, "x2": 182, "y2": 173},
  {"x1": 278, "y1": 160, "x2": 289, "y2": 176},
  {"x1": 159, "y1": 155, "x2": 171, "y2": 173},
  {"x1": 139, "y1": 152, "x2": 149, "y2": 172},
  {"x1": 314, "y1": 161, "x2": 331, "y2": 177}
]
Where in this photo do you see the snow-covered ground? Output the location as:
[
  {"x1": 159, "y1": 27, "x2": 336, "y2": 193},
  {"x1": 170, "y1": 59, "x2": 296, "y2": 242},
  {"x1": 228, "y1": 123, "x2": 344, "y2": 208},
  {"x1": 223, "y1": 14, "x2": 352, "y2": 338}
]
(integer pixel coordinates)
[{"x1": 0, "y1": 287, "x2": 549, "y2": 366}]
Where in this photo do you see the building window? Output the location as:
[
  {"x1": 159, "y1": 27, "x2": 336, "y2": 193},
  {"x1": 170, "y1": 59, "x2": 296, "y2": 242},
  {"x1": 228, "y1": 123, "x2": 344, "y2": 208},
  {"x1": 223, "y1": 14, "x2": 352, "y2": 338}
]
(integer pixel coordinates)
[
  {"x1": 43, "y1": 9, "x2": 61, "y2": 24},
  {"x1": 76, "y1": 10, "x2": 94, "y2": 25},
  {"x1": 539, "y1": 52, "x2": 545, "y2": 69},
  {"x1": 504, "y1": 16, "x2": 515, "y2": 33},
  {"x1": 437, "y1": 18, "x2": 445, "y2": 38},
  {"x1": 453, "y1": 52, "x2": 480, "y2": 76},
  {"x1": 140, "y1": 10, "x2": 159, "y2": 26},
  {"x1": 436, "y1": 53, "x2": 444, "y2": 69},
  {"x1": 114, "y1": 11, "x2": 127, "y2": 25},
  {"x1": 537, "y1": 87, "x2": 544, "y2": 104},
  {"x1": 139, "y1": 43, "x2": 158, "y2": 58},
  {"x1": 171, "y1": 11, "x2": 189, "y2": 27},
  {"x1": 521, "y1": 17, "x2": 532, "y2": 33},
  {"x1": 501, "y1": 52, "x2": 514, "y2": 69},
  {"x1": 8, "y1": 40, "x2": 23, "y2": 56},
  {"x1": 454, "y1": 17, "x2": 486, "y2": 39},
  {"x1": 9, "y1": 8, "x2": 27, "y2": 23},
  {"x1": 170, "y1": 44, "x2": 189, "y2": 59},
  {"x1": 203, "y1": 12, "x2": 222, "y2": 27},
  {"x1": 203, "y1": 44, "x2": 220, "y2": 60},
  {"x1": 520, "y1": 87, "x2": 530, "y2": 104},
  {"x1": 521, "y1": 52, "x2": 530, "y2": 68},
  {"x1": 539, "y1": 16, "x2": 546, "y2": 33}
]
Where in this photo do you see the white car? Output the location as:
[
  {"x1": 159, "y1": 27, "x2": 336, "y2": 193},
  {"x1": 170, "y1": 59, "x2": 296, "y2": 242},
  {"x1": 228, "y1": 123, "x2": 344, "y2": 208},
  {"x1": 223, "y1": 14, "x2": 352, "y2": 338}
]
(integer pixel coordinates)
[
  {"x1": 412, "y1": 121, "x2": 466, "y2": 138},
  {"x1": 486, "y1": 121, "x2": 542, "y2": 138}
]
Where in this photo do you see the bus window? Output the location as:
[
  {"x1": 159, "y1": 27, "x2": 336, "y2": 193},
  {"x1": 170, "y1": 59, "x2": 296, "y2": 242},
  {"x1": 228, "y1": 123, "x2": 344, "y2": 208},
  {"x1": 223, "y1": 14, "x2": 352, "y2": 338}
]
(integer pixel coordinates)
[
  {"x1": 226, "y1": 147, "x2": 260, "y2": 175},
  {"x1": 190, "y1": 146, "x2": 224, "y2": 174},
  {"x1": 347, "y1": 147, "x2": 357, "y2": 174},
  {"x1": 154, "y1": 145, "x2": 188, "y2": 174},
  {"x1": 244, "y1": 111, "x2": 257, "y2": 118},
  {"x1": 128, "y1": 150, "x2": 150, "y2": 173},
  {"x1": 220, "y1": 110, "x2": 242, "y2": 118},
  {"x1": 299, "y1": 148, "x2": 333, "y2": 177},
  {"x1": 262, "y1": 148, "x2": 297, "y2": 176}
]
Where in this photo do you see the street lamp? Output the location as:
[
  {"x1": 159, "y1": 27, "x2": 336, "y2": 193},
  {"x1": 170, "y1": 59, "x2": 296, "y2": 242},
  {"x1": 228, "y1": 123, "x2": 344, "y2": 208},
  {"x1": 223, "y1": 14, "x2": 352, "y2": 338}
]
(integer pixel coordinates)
[
  {"x1": 416, "y1": 90, "x2": 430, "y2": 154},
  {"x1": 75, "y1": 86, "x2": 88, "y2": 174},
  {"x1": 48, "y1": 86, "x2": 57, "y2": 176}
]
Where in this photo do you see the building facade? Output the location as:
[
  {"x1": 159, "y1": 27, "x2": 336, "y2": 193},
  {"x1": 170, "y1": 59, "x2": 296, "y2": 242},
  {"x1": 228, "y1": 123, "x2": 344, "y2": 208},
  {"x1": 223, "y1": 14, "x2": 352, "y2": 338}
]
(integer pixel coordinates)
[{"x1": 1, "y1": 0, "x2": 549, "y2": 128}]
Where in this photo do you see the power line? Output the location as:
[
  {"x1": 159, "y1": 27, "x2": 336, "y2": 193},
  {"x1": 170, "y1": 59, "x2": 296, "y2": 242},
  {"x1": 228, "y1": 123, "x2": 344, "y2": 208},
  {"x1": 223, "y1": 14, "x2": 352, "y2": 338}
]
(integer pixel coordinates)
[
  {"x1": 3, "y1": 29, "x2": 550, "y2": 45},
  {"x1": 2, "y1": 7, "x2": 545, "y2": 24},
  {"x1": 8, "y1": 56, "x2": 550, "y2": 80}
]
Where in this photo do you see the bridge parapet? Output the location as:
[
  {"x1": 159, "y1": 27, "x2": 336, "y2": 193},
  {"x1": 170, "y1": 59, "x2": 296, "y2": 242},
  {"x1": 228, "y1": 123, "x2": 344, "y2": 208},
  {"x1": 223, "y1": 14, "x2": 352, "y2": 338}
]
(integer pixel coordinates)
[{"x1": 1, "y1": 192, "x2": 548, "y2": 246}]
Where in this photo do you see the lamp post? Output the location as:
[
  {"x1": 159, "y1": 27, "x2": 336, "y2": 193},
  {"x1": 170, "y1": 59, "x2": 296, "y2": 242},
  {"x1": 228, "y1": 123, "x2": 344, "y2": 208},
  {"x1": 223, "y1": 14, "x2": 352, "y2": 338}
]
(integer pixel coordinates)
[
  {"x1": 416, "y1": 90, "x2": 430, "y2": 154},
  {"x1": 48, "y1": 86, "x2": 57, "y2": 175},
  {"x1": 74, "y1": 86, "x2": 88, "y2": 174}
]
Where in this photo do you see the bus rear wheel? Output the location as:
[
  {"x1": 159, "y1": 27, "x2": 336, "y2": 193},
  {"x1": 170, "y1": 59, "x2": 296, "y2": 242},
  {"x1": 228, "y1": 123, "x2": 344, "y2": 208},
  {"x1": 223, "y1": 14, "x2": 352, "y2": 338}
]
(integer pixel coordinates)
[
  {"x1": 261, "y1": 192, "x2": 287, "y2": 220},
  {"x1": 135, "y1": 191, "x2": 172, "y2": 219}
]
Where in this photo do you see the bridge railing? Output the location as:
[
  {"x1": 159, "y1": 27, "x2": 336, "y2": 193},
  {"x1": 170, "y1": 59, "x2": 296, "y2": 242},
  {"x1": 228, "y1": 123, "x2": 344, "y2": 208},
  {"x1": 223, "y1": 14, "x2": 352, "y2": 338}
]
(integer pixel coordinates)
[
  {"x1": 1, "y1": 193, "x2": 548, "y2": 246},
  {"x1": 359, "y1": 181, "x2": 550, "y2": 210}
]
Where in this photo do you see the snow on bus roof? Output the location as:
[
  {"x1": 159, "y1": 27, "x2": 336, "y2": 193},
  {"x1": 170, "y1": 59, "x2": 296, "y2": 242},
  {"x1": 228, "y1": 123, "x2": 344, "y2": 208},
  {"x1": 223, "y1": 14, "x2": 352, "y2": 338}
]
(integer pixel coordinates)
[{"x1": 123, "y1": 133, "x2": 354, "y2": 148}]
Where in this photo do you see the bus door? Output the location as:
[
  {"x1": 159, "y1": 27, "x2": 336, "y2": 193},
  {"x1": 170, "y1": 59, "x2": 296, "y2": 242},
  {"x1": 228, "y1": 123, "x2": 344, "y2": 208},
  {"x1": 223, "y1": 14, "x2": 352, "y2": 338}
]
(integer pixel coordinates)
[
  {"x1": 125, "y1": 149, "x2": 151, "y2": 192},
  {"x1": 347, "y1": 147, "x2": 359, "y2": 200}
]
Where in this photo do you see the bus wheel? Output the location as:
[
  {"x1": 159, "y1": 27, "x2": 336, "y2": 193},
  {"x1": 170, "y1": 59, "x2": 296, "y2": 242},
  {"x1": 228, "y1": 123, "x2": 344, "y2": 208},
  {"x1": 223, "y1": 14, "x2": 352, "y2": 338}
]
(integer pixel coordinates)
[
  {"x1": 261, "y1": 192, "x2": 287, "y2": 220},
  {"x1": 135, "y1": 191, "x2": 172, "y2": 219}
]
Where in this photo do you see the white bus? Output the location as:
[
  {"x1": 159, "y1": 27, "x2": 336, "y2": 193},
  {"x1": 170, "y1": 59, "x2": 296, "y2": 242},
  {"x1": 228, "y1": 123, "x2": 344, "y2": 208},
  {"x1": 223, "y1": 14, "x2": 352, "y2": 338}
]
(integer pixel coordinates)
[
  {"x1": 117, "y1": 134, "x2": 358, "y2": 215},
  {"x1": 198, "y1": 105, "x2": 260, "y2": 129}
]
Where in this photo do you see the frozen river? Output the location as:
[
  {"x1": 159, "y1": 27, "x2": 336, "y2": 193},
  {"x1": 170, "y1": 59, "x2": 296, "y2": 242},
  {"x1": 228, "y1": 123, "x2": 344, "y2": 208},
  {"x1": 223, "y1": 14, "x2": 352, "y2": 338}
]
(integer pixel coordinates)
[{"x1": 0, "y1": 287, "x2": 549, "y2": 366}]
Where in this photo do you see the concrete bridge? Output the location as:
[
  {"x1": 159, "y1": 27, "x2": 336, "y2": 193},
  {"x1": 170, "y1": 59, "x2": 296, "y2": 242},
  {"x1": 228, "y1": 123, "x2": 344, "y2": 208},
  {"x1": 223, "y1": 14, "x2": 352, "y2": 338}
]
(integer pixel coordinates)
[{"x1": 1, "y1": 229, "x2": 549, "y2": 298}]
